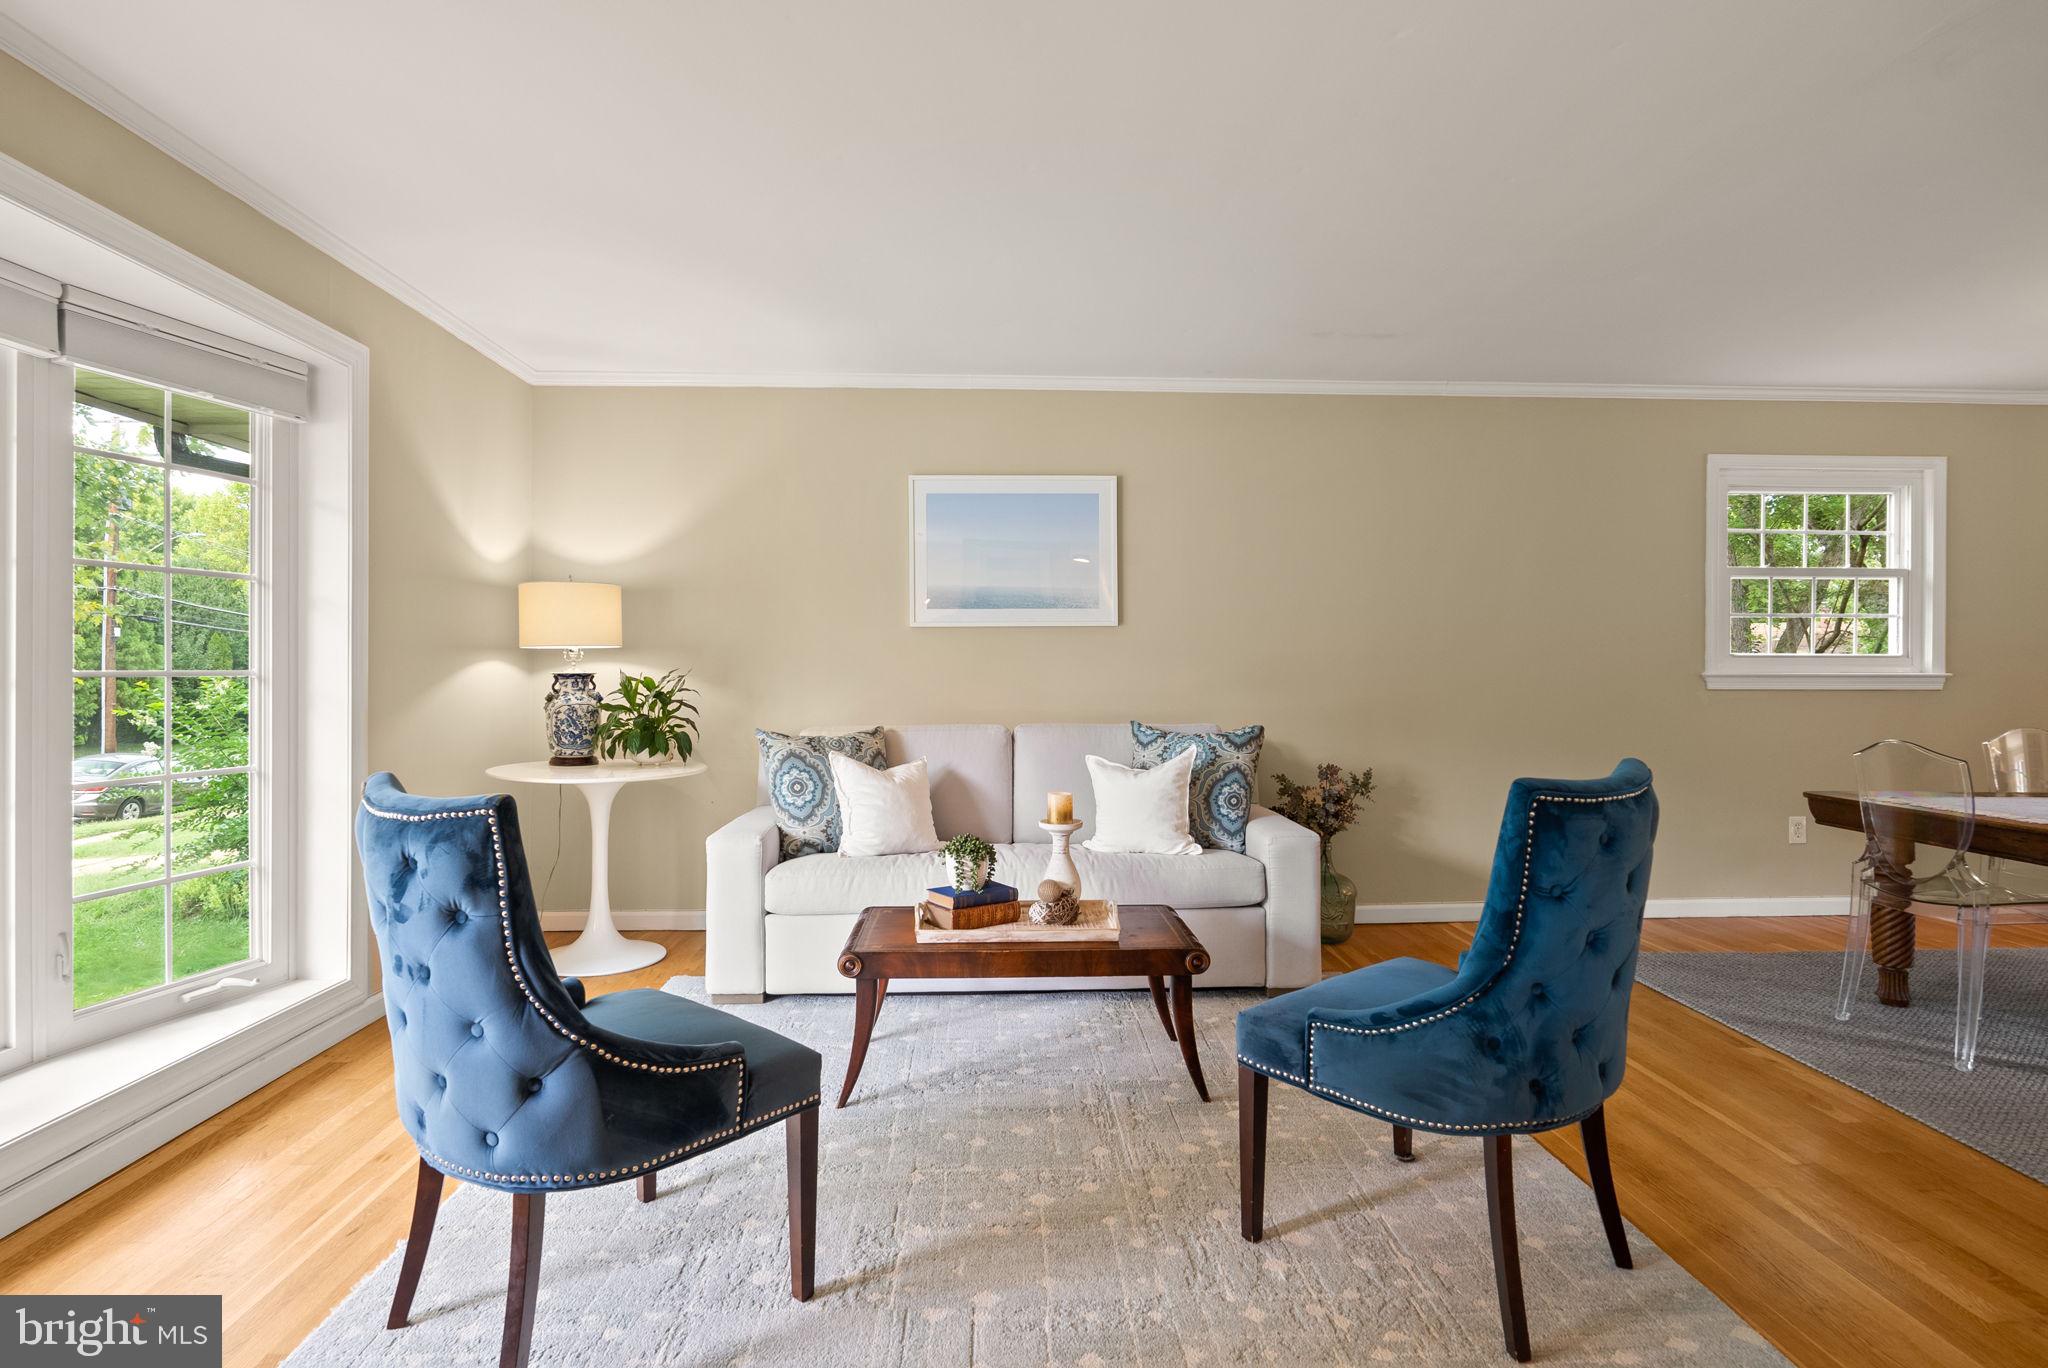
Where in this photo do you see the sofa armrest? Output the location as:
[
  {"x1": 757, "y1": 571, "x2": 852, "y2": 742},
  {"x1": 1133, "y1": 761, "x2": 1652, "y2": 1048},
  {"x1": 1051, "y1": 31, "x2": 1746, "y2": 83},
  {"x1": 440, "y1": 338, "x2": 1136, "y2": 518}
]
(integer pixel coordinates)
[
  {"x1": 1245, "y1": 804, "x2": 1322, "y2": 991},
  {"x1": 705, "y1": 805, "x2": 781, "y2": 998}
]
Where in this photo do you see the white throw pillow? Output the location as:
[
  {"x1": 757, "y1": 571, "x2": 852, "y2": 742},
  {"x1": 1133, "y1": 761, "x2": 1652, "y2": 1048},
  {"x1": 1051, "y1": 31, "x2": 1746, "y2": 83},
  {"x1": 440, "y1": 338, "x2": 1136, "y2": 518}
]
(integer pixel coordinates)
[
  {"x1": 1083, "y1": 750, "x2": 1201, "y2": 856},
  {"x1": 829, "y1": 751, "x2": 941, "y2": 857}
]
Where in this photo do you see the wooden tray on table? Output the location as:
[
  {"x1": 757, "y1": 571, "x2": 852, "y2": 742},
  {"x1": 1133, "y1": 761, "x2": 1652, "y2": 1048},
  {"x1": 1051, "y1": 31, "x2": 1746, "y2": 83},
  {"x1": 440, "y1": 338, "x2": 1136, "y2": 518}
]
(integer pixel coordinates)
[{"x1": 913, "y1": 899, "x2": 1121, "y2": 943}]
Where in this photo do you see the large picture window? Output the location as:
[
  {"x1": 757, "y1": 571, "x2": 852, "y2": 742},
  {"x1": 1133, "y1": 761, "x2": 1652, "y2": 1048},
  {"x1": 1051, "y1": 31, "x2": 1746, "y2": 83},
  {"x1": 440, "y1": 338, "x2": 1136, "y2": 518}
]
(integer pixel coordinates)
[
  {"x1": 69, "y1": 371, "x2": 258, "y2": 1011},
  {"x1": 1703, "y1": 454, "x2": 1946, "y2": 690},
  {"x1": 1, "y1": 178, "x2": 367, "y2": 1233}
]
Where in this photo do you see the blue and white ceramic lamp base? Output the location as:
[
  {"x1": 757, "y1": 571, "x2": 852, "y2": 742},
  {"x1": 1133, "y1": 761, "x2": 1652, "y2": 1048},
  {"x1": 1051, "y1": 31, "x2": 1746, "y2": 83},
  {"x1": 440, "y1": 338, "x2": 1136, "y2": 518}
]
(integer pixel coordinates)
[{"x1": 544, "y1": 671, "x2": 601, "y2": 766}]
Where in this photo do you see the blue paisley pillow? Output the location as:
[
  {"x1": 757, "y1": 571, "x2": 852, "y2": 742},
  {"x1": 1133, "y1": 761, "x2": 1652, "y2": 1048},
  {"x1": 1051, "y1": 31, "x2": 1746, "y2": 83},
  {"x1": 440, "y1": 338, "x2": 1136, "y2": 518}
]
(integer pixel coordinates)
[
  {"x1": 1130, "y1": 721, "x2": 1265, "y2": 853},
  {"x1": 757, "y1": 727, "x2": 888, "y2": 858}
]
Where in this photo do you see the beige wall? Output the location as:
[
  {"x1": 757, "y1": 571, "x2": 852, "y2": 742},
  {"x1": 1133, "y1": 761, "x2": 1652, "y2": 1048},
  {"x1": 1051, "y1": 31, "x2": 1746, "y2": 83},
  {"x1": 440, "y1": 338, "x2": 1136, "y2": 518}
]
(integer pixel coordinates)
[
  {"x1": 528, "y1": 387, "x2": 2048, "y2": 912},
  {"x1": 12, "y1": 49, "x2": 2046, "y2": 923},
  {"x1": 0, "y1": 53, "x2": 536, "y2": 807}
]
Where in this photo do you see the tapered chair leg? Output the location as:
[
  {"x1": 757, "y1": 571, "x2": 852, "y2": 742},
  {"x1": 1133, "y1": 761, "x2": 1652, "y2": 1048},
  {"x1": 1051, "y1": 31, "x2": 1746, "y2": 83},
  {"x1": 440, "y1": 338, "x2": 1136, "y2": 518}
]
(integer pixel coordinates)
[
  {"x1": 1238, "y1": 1066, "x2": 1267, "y2": 1242},
  {"x1": 387, "y1": 1158, "x2": 444, "y2": 1329},
  {"x1": 1835, "y1": 861, "x2": 1872, "y2": 1021},
  {"x1": 1483, "y1": 1135, "x2": 1532, "y2": 1363},
  {"x1": 1392, "y1": 1125, "x2": 1415, "y2": 1162},
  {"x1": 1955, "y1": 911, "x2": 1992, "y2": 1071},
  {"x1": 500, "y1": 1193, "x2": 545, "y2": 1368},
  {"x1": 1580, "y1": 1105, "x2": 1632, "y2": 1269},
  {"x1": 787, "y1": 1106, "x2": 818, "y2": 1301},
  {"x1": 637, "y1": 1173, "x2": 657, "y2": 1203}
]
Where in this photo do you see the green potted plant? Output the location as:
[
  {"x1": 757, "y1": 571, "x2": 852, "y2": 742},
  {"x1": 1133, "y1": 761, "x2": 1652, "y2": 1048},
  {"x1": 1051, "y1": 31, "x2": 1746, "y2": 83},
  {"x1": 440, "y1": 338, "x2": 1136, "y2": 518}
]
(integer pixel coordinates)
[
  {"x1": 940, "y1": 833, "x2": 996, "y2": 892},
  {"x1": 1270, "y1": 763, "x2": 1376, "y2": 944},
  {"x1": 596, "y1": 668, "x2": 700, "y2": 764}
]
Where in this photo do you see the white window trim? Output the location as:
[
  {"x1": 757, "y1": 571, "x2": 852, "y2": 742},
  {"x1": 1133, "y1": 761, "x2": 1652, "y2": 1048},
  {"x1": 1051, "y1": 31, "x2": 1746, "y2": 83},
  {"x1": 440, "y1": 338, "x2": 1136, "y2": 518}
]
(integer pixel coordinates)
[
  {"x1": 0, "y1": 148, "x2": 371, "y2": 1237},
  {"x1": 1702, "y1": 453, "x2": 1947, "y2": 691},
  {"x1": 22, "y1": 363, "x2": 290, "y2": 1054}
]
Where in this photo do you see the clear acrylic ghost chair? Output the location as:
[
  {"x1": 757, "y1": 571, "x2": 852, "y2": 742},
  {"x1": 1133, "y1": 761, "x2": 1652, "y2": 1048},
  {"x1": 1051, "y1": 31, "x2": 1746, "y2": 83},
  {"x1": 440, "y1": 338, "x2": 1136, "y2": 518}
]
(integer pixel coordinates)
[
  {"x1": 1836, "y1": 739, "x2": 2048, "y2": 1070},
  {"x1": 1984, "y1": 728, "x2": 2048, "y2": 796},
  {"x1": 1978, "y1": 728, "x2": 2048, "y2": 893}
]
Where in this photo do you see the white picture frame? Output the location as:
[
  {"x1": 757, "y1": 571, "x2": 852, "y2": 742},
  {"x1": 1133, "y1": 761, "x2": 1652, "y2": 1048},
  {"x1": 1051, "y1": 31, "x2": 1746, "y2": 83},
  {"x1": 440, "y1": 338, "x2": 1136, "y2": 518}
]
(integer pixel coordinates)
[{"x1": 909, "y1": 475, "x2": 1119, "y2": 627}]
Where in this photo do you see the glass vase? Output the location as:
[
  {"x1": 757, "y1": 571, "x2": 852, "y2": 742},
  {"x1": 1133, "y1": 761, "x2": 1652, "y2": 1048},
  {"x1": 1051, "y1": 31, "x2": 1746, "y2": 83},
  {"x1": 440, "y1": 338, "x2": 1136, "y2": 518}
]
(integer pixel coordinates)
[{"x1": 1319, "y1": 849, "x2": 1356, "y2": 945}]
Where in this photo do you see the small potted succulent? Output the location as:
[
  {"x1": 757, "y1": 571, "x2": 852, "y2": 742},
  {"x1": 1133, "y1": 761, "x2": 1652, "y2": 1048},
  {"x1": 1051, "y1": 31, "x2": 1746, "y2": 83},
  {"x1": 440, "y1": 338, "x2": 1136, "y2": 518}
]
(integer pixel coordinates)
[
  {"x1": 1270, "y1": 763, "x2": 1376, "y2": 944},
  {"x1": 940, "y1": 833, "x2": 995, "y2": 893},
  {"x1": 596, "y1": 668, "x2": 700, "y2": 764}
]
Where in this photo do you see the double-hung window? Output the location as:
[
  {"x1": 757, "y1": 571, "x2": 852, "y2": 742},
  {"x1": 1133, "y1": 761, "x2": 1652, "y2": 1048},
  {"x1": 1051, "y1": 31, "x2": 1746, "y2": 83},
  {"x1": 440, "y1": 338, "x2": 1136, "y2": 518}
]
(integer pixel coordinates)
[{"x1": 1704, "y1": 454, "x2": 1946, "y2": 690}]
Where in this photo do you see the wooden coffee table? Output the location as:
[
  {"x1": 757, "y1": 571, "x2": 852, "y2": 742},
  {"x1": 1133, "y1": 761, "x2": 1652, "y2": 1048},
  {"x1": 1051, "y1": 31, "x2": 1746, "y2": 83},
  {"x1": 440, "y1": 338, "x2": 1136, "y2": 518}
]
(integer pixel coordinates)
[{"x1": 833, "y1": 904, "x2": 1213, "y2": 1107}]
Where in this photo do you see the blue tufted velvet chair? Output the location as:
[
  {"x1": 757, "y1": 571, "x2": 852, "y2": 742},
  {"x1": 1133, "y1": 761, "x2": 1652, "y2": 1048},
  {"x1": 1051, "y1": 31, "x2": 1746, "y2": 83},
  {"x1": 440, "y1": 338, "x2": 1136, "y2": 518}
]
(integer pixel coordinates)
[
  {"x1": 356, "y1": 774, "x2": 823, "y2": 1368},
  {"x1": 1235, "y1": 760, "x2": 1657, "y2": 1362}
]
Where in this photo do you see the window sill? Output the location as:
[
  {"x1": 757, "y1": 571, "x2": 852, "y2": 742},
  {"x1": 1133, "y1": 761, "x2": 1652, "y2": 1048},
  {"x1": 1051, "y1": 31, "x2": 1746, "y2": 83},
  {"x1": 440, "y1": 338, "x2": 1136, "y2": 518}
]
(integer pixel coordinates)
[
  {"x1": 1702, "y1": 670, "x2": 1949, "y2": 691},
  {"x1": 0, "y1": 978, "x2": 381, "y2": 1236}
]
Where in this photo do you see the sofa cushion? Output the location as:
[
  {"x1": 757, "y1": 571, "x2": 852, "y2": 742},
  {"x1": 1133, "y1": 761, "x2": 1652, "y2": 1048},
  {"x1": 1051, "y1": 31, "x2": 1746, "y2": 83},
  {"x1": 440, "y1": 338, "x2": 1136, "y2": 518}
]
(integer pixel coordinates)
[
  {"x1": 1012, "y1": 722, "x2": 1215, "y2": 843},
  {"x1": 886, "y1": 724, "x2": 1011, "y2": 842},
  {"x1": 1082, "y1": 750, "x2": 1201, "y2": 855},
  {"x1": 830, "y1": 753, "x2": 940, "y2": 857},
  {"x1": 1132, "y1": 721, "x2": 1265, "y2": 853},
  {"x1": 764, "y1": 841, "x2": 1265, "y2": 914},
  {"x1": 756, "y1": 727, "x2": 887, "y2": 858}
]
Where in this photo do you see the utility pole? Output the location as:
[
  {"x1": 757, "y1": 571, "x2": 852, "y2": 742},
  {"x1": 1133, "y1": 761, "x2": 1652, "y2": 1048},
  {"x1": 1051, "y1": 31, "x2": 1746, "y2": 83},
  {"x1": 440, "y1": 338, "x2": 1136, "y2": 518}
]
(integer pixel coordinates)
[{"x1": 99, "y1": 503, "x2": 120, "y2": 753}]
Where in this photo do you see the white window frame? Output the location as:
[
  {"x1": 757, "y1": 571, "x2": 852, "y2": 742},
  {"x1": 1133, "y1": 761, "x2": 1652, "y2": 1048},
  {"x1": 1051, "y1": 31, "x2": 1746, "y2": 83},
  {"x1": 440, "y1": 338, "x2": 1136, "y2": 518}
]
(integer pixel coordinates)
[
  {"x1": 21, "y1": 363, "x2": 292, "y2": 1054},
  {"x1": 1703, "y1": 453, "x2": 1946, "y2": 690}
]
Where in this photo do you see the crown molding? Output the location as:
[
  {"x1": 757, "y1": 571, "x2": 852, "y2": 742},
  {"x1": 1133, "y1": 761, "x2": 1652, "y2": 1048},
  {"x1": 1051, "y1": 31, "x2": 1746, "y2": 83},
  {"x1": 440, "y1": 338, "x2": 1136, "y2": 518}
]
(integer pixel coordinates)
[
  {"x1": 0, "y1": 14, "x2": 543, "y2": 383},
  {"x1": 522, "y1": 370, "x2": 2048, "y2": 402},
  {"x1": 8, "y1": 17, "x2": 2046, "y2": 404}
]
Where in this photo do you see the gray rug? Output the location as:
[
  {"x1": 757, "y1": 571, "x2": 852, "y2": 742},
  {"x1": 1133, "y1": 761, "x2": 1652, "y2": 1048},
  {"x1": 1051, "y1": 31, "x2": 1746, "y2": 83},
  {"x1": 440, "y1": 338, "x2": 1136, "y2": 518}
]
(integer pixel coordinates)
[
  {"x1": 287, "y1": 984, "x2": 1785, "y2": 1367},
  {"x1": 1634, "y1": 949, "x2": 2048, "y2": 1184}
]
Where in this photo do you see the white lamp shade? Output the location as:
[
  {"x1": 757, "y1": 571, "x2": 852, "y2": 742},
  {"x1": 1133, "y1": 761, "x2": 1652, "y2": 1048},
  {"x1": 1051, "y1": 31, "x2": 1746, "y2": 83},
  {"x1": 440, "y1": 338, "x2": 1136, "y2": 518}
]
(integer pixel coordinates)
[{"x1": 518, "y1": 581, "x2": 622, "y2": 650}]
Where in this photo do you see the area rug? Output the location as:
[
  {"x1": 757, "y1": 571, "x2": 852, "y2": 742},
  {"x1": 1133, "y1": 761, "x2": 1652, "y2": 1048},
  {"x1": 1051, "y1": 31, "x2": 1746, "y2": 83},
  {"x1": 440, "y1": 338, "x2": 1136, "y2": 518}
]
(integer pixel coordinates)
[
  {"x1": 286, "y1": 984, "x2": 1784, "y2": 1367},
  {"x1": 1634, "y1": 949, "x2": 2048, "y2": 1184}
]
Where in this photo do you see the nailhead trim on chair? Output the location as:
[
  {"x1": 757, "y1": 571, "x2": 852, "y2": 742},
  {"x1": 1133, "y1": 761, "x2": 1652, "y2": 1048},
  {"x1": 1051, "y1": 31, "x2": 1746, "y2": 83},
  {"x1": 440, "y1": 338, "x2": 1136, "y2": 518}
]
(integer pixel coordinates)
[
  {"x1": 416, "y1": 1093, "x2": 823, "y2": 1188},
  {"x1": 1239, "y1": 1055, "x2": 1596, "y2": 1135},
  {"x1": 1297, "y1": 783, "x2": 1650, "y2": 1133},
  {"x1": 362, "y1": 797, "x2": 748, "y2": 1125}
]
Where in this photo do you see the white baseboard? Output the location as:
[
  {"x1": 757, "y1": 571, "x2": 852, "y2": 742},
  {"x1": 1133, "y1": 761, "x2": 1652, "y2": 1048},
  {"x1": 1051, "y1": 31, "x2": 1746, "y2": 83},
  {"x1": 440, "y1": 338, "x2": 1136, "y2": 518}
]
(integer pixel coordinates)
[
  {"x1": 0, "y1": 993, "x2": 386, "y2": 1240},
  {"x1": 540, "y1": 909, "x2": 705, "y2": 931},
  {"x1": 1356, "y1": 895, "x2": 1848, "y2": 924}
]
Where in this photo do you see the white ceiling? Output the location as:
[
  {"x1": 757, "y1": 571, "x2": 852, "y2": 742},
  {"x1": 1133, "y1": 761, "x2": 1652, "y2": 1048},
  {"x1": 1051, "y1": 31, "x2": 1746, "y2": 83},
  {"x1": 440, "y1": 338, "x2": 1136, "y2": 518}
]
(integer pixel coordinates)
[{"x1": 3, "y1": 0, "x2": 2045, "y2": 396}]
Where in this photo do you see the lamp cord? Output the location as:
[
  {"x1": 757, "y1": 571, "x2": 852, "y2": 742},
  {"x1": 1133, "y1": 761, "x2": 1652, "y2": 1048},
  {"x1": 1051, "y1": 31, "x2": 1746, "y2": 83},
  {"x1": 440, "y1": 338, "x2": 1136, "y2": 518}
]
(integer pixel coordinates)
[{"x1": 540, "y1": 788, "x2": 563, "y2": 910}]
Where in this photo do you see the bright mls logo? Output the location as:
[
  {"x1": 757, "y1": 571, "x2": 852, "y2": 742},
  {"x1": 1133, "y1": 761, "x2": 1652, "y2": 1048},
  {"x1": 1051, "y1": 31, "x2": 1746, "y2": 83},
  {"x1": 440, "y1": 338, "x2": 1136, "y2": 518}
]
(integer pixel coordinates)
[{"x1": 2, "y1": 1297, "x2": 221, "y2": 1366}]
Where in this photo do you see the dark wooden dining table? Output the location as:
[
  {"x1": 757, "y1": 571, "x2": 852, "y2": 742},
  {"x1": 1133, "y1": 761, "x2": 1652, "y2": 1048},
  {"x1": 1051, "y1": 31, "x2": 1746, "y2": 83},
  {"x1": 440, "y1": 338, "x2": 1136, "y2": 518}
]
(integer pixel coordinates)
[{"x1": 1804, "y1": 790, "x2": 2048, "y2": 1006}]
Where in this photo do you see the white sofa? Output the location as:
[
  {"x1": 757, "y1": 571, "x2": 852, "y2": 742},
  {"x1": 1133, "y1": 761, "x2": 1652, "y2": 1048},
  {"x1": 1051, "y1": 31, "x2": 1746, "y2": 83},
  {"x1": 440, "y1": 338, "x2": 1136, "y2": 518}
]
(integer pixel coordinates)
[{"x1": 705, "y1": 723, "x2": 1322, "y2": 1000}]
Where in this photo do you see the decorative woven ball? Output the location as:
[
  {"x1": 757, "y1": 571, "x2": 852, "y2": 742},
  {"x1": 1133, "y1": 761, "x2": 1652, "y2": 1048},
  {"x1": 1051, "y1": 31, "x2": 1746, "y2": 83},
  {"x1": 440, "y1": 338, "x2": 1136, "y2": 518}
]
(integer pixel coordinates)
[{"x1": 1028, "y1": 879, "x2": 1079, "y2": 926}]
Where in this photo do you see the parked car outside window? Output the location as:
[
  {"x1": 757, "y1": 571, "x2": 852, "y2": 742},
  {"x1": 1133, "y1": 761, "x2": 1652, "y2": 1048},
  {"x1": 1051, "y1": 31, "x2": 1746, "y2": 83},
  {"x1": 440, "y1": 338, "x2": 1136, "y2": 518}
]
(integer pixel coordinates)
[{"x1": 72, "y1": 753, "x2": 166, "y2": 822}]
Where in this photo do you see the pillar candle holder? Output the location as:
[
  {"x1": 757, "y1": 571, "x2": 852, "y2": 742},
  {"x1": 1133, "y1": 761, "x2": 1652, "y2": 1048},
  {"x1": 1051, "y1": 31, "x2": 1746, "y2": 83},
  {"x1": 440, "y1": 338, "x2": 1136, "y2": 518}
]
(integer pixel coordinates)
[{"x1": 1039, "y1": 819, "x2": 1084, "y2": 899}]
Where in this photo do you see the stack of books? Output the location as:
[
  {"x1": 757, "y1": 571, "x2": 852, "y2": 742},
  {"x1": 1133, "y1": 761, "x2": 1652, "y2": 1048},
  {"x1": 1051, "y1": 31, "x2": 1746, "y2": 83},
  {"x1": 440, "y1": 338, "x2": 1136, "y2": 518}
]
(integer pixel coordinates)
[{"x1": 922, "y1": 881, "x2": 1021, "y2": 930}]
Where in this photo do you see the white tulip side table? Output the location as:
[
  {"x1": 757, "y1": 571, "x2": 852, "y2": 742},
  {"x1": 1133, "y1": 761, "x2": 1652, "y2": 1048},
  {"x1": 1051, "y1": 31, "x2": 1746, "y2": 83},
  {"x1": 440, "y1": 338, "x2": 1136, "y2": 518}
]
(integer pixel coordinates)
[{"x1": 485, "y1": 759, "x2": 706, "y2": 977}]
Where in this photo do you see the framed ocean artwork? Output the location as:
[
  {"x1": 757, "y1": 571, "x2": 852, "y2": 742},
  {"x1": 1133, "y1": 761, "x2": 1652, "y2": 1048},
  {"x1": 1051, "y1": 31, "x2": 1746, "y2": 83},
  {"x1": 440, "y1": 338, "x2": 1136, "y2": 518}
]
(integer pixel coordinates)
[{"x1": 909, "y1": 475, "x2": 1118, "y2": 627}]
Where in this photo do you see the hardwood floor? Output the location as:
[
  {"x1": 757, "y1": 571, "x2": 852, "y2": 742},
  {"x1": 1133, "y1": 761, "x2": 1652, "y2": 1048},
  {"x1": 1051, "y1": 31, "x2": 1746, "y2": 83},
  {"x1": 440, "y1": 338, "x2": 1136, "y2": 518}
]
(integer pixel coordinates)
[{"x1": 2, "y1": 920, "x2": 2044, "y2": 1367}]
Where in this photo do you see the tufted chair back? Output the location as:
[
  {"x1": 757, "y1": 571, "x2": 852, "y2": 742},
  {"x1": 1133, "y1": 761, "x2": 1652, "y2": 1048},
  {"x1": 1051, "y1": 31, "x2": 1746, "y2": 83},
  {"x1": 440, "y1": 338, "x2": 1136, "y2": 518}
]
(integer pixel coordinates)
[
  {"x1": 356, "y1": 773, "x2": 740, "y2": 1191},
  {"x1": 1308, "y1": 759, "x2": 1658, "y2": 1132}
]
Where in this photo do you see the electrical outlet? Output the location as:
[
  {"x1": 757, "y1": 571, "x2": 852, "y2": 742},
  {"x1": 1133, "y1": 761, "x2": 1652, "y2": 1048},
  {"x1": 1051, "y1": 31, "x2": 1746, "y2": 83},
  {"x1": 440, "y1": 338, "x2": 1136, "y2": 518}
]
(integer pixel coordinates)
[{"x1": 1788, "y1": 815, "x2": 1808, "y2": 844}]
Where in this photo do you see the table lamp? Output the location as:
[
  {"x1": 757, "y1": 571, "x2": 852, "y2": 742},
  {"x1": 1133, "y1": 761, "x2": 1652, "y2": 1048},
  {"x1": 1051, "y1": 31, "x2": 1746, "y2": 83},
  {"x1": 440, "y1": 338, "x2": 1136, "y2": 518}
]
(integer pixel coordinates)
[{"x1": 518, "y1": 580, "x2": 622, "y2": 765}]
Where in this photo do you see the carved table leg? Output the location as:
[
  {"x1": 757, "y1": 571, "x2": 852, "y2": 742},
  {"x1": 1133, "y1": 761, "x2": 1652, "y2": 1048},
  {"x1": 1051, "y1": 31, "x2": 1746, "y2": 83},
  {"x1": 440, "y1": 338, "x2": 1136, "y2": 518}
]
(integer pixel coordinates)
[{"x1": 1870, "y1": 832, "x2": 1917, "y2": 1007}]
